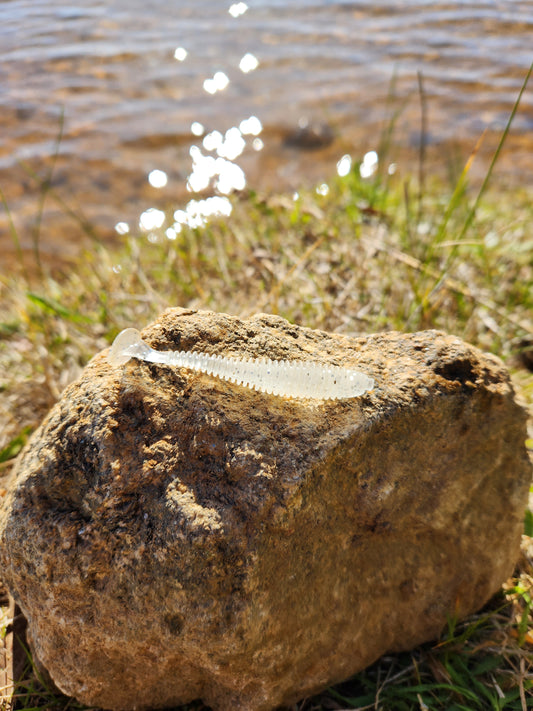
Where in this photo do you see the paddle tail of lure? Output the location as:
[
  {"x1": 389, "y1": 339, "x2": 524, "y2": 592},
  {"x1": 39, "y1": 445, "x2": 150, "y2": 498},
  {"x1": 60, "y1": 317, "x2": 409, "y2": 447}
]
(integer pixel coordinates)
[
  {"x1": 108, "y1": 328, "x2": 154, "y2": 366},
  {"x1": 108, "y1": 328, "x2": 374, "y2": 400}
]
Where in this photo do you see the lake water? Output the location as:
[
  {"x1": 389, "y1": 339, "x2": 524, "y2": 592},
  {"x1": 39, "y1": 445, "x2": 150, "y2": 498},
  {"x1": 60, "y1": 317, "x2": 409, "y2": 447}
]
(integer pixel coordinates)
[{"x1": 1, "y1": 0, "x2": 532, "y2": 265}]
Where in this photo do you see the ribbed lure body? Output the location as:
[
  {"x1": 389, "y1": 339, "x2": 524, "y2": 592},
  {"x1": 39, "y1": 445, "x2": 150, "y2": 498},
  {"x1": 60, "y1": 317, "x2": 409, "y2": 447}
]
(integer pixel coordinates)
[{"x1": 109, "y1": 328, "x2": 374, "y2": 400}]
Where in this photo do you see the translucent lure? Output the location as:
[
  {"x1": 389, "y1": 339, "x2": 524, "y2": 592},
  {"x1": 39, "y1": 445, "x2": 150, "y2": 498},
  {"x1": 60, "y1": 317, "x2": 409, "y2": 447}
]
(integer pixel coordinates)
[{"x1": 108, "y1": 328, "x2": 374, "y2": 400}]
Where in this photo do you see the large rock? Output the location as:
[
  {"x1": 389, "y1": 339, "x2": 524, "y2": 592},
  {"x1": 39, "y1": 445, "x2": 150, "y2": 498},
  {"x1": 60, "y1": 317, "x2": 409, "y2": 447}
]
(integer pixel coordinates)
[{"x1": 0, "y1": 308, "x2": 530, "y2": 711}]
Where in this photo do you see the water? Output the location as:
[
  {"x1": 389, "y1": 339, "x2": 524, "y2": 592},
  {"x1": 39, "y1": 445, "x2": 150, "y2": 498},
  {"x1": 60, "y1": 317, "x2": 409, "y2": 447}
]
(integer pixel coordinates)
[{"x1": 1, "y1": 0, "x2": 532, "y2": 265}]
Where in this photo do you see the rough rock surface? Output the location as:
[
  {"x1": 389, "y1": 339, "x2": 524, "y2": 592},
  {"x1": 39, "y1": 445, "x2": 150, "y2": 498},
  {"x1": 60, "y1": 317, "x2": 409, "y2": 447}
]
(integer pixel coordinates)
[{"x1": 0, "y1": 308, "x2": 531, "y2": 711}]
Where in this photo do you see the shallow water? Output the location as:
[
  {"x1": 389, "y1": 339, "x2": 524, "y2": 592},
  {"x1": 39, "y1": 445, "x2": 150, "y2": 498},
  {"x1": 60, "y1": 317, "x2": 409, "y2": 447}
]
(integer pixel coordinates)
[{"x1": 1, "y1": 0, "x2": 532, "y2": 265}]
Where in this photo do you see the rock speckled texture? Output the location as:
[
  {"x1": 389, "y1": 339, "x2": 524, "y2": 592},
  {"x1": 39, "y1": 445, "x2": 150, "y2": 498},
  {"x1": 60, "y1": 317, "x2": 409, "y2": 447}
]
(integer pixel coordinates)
[{"x1": 0, "y1": 308, "x2": 531, "y2": 711}]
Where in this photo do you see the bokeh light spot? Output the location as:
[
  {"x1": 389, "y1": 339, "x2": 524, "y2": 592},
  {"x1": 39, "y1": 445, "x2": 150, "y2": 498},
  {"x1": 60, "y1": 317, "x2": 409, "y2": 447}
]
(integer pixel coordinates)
[
  {"x1": 114, "y1": 221, "x2": 129, "y2": 235},
  {"x1": 148, "y1": 169, "x2": 168, "y2": 188},
  {"x1": 139, "y1": 208, "x2": 165, "y2": 231},
  {"x1": 191, "y1": 121, "x2": 205, "y2": 136},
  {"x1": 239, "y1": 116, "x2": 262, "y2": 136},
  {"x1": 229, "y1": 2, "x2": 248, "y2": 17},
  {"x1": 174, "y1": 47, "x2": 188, "y2": 61},
  {"x1": 360, "y1": 150, "x2": 378, "y2": 178},
  {"x1": 336, "y1": 154, "x2": 352, "y2": 177},
  {"x1": 239, "y1": 53, "x2": 259, "y2": 73}
]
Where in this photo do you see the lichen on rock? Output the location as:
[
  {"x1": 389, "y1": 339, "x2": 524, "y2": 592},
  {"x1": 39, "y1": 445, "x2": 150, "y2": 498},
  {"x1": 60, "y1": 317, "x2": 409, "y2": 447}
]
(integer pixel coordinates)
[{"x1": 0, "y1": 308, "x2": 531, "y2": 711}]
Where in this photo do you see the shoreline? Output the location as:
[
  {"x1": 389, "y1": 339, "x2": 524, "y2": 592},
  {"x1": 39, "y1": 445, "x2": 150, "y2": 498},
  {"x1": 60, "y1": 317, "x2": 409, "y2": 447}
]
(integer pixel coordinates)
[{"x1": 2, "y1": 121, "x2": 532, "y2": 275}]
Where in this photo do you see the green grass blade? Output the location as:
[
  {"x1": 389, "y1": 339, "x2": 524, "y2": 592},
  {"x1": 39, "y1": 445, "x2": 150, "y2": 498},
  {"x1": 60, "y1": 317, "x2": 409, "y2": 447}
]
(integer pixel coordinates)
[
  {"x1": 0, "y1": 426, "x2": 33, "y2": 463},
  {"x1": 0, "y1": 185, "x2": 28, "y2": 280},
  {"x1": 31, "y1": 108, "x2": 65, "y2": 274},
  {"x1": 456, "y1": 59, "x2": 533, "y2": 244},
  {"x1": 26, "y1": 292, "x2": 90, "y2": 323}
]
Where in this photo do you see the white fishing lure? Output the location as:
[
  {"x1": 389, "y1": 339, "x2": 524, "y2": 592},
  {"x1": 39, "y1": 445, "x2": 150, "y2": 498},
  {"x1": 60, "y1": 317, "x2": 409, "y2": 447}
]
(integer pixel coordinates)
[{"x1": 109, "y1": 328, "x2": 374, "y2": 400}]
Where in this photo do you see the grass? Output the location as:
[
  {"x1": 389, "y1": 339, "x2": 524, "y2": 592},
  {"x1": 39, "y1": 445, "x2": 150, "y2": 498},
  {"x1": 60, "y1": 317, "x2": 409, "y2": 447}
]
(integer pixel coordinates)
[{"x1": 1, "y1": 68, "x2": 533, "y2": 709}]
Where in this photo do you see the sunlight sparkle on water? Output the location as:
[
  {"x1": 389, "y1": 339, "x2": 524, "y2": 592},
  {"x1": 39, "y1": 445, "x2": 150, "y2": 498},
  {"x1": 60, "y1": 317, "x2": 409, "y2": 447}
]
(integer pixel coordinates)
[
  {"x1": 203, "y1": 130, "x2": 223, "y2": 152},
  {"x1": 360, "y1": 150, "x2": 378, "y2": 179},
  {"x1": 165, "y1": 226, "x2": 180, "y2": 240},
  {"x1": 148, "y1": 169, "x2": 168, "y2": 188},
  {"x1": 336, "y1": 154, "x2": 352, "y2": 177},
  {"x1": 239, "y1": 53, "x2": 259, "y2": 73},
  {"x1": 187, "y1": 146, "x2": 246, "y2": 194},
  {"x1": 114, "y1": 221, "x2": 129, "y2": 235},
  {"x1": 139, "y1": 207, "x2": 165, "y2": 231},
  {"x1": 173, "y1": 196, "x2": 233, "y2": 229},
  {"x1": 191, "y1": 121, "x2": 205, "y2": 136},
  {"x1": 174, "y1": 47, "x2": 188, "y2": 61},
  {"x1": 216, "y1": 127, "x2": 246, "y2": 161},
  {"x1": 252, "y1": 138, "x2": 264, "y2": 151},
  {"x1": 216, "y1": 159, "x2": 246, "y2": 194},
  {"x1": 187, "y1": 146, "x2": 216, "y2": 192},
  {"x1": 239, "y1": 116, "x2": 262, "y2": 136},
  {"x1": 229, "y1": 2, "x2": 248, "y2": 17},
  {"x1": 203, "y1": 72, "x2": 230, "y2": 94}
]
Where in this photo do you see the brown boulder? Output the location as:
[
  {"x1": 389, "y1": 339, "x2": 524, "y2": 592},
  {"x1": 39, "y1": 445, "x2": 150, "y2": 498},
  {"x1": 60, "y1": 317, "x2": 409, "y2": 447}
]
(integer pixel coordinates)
[{"x1": 0, "y1": 308, "x2": 530, "y2": 711}]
